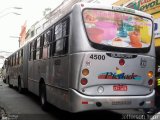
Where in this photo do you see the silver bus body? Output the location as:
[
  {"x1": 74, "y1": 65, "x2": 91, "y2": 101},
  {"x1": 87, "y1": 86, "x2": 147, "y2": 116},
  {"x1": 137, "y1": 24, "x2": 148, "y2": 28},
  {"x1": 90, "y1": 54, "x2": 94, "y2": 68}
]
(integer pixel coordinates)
[{"x1": 6, "y1": 3, "x2": 155, "y2": 112}]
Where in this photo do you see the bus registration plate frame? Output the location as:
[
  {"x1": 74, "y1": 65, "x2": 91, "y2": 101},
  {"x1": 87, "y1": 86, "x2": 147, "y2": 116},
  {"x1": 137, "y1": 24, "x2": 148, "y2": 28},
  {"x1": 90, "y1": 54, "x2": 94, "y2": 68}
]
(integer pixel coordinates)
[{"x1": 113, "y1": 85, "x2": 128, "y2": 91}]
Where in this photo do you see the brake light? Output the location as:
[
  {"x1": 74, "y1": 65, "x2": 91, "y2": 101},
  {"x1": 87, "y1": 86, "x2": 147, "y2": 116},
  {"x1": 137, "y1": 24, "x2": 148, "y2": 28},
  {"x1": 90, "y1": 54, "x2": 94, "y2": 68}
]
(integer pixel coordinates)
[
  {"x1": 148, "y1": 79, "x2": 153, "y2": 86},
  {"x1": 119, "y1": 59, "x2": 125, "y2": 66},
  {"x1": 81, "y1": 78, "x2": 88, "y2": 85}
]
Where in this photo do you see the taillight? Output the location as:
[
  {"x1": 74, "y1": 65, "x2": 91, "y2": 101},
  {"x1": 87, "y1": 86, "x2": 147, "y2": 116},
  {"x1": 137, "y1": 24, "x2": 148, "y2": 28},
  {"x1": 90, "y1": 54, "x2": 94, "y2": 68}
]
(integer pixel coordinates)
[
  {"x1": 119, "y1": 59, "x2": 125, "y2": 66},
  {"x1": 147, "y1": 71, "x2": 153, "y2": 78},
  {"x1": 82, "y1": 68, "x2": 89, "y2": 76},
  {"x1": 148, "y1": 79, "x2": 153, "y2": 86},
  {"x1": 81, "y1": 78, "x2": 88, "y2": 85}
]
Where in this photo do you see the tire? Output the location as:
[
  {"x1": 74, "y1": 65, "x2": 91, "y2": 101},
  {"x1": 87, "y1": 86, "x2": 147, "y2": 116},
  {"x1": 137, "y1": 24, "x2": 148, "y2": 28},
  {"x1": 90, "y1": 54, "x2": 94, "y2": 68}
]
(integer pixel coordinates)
[
  {"x1": 18, "y1": 78, "x2": 23, "y2": 93},
  {"x1": 143, "y1": 108, "x2": 156, "y2": 115},
  {"x1": 8, "y1": 77, "x2": 12, "y2": 88},
  {"x1": 40, "y1": 83, "x2": 48, "y2": 110},
  {"x1": 3, "y1": 79, "x2": 6, "y2": 83}
]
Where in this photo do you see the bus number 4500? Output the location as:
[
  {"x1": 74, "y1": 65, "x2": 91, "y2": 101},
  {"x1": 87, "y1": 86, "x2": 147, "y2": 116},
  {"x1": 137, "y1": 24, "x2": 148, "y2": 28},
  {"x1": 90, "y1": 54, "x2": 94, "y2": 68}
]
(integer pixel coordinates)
[{"x1": 90, "y1": 54, "x2": 105, "y2": 60}]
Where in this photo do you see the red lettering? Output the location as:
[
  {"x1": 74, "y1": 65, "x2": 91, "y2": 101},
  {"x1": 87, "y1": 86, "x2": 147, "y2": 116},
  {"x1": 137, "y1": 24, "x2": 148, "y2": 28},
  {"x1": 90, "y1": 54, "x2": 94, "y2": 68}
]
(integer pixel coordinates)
[{"x1": 113, "y1": 85, "x2": 128, "y2": 91}]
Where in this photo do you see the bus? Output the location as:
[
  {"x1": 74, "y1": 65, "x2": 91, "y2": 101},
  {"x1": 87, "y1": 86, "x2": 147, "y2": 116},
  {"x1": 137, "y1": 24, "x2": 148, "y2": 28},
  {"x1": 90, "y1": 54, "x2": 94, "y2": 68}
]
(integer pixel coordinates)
[
  {"x1": 5, "y1": 2, "x2": 155, "y2": 113},
  {"x1": 1, "y1": 60, "x2": 7, "y2": 83}
]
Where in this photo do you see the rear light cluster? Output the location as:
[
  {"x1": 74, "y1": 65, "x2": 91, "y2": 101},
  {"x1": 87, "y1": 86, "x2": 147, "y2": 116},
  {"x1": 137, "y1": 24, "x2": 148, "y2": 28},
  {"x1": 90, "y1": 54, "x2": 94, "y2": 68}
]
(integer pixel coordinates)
[
  {"x1": 147, "y1": 71, "x2": 154, "y2": 86},
  {"x1": 81, "y1": 68, "x2": 89, "y2": 85}
]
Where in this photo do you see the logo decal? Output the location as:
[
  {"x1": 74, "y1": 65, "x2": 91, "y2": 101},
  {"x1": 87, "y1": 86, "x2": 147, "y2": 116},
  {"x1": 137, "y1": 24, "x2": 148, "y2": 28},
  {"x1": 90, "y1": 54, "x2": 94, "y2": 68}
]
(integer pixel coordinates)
[{"x1": 98, "y1": 67, "x2": 141, "y2": 80}]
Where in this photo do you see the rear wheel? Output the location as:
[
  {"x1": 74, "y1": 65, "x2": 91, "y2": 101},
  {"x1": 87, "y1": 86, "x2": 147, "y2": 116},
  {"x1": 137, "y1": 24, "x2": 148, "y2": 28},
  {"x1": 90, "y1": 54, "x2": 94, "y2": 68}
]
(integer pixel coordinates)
[
  {"x1": 143, "y1": 108, "x2": 156, "y2": 115},
  {"x1": 8, "y1": 77, "x2": 12, "y2": 88},
  {"x1": 40, "y1": 83, "x2": 48, "y2": 110},
  {"x1": 18, "y1": 78, "x2": 23, "y2": 93}
]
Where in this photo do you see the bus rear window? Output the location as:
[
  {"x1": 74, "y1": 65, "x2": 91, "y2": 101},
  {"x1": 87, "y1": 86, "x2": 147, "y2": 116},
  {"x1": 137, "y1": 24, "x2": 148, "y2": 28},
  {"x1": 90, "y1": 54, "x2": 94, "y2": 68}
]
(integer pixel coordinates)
[{"x1": 83, "y1": 9, "x2": 152, "y2": 49}]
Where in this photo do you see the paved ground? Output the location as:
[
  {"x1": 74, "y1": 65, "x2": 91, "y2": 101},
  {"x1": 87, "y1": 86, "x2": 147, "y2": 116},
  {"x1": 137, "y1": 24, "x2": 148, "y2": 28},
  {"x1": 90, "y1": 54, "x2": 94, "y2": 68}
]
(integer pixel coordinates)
[{"x1": 1, "y1": 79, "x2": 159, "y2": 120}]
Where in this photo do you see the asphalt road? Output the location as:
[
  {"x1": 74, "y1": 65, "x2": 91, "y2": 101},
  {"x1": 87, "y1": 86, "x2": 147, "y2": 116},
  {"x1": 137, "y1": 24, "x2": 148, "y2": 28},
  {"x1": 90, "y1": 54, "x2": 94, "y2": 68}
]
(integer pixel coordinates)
[{"x1": 0, "y1": 79, "x2": 154, "y2": 120}]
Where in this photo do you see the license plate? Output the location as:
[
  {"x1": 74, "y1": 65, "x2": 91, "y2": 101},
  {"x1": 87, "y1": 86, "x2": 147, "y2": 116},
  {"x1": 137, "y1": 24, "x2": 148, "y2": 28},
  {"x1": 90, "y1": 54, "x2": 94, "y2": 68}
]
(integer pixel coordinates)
[
  {"x1": 113, "y1": 85, "x2": 128, "y2": 91},
  {"x1": 112, "y1": 100, "x2": 131, "y2": 105}
]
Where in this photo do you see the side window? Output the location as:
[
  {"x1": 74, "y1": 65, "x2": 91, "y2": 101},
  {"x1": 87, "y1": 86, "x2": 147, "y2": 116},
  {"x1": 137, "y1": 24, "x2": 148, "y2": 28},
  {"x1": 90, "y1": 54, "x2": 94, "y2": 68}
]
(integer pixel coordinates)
[
  {"x1": 13, "y1": 54, "x2": 16, "y2": 66},
  {"x1": 11, "y1": 57, "x2": 13, "y2": 66},
  {"x1": 9, "y1": 58, "x2": 11, "y2": 66},
  {"x1": 47, "y1": 30, "x2": 52, "y2": 43},
  {"x1": 10, "y1": 57, "x2": 12, "y2": 66},
  {"x1": 40, "y1": 35, "x2": 44, "y2": 59},
  {"x1": 55, "y1": 23, "x2": 63, "y2": 55},
  {"x1": 14, "y1": 54, "x2": 16, "y2": 66},
  {"x1": 55, "y1": 23, "x2": 62, "y2": 40},
  {"x1": 16, "y1": 52, "x2": 19, "y2": 65},
  {"x1": 46, "y1": 30, "x2": 52, "y2": 58},
  {"x1": 44, "y1": 33, "x2": 48, "y2": 46},
  {"x1": 55, "y1": 39, "x2": 63, "y2": 54},
  {"x1": 19, "y1": 49, "x2": 23, "y2": 64},
  {"x1": 42, "y1": 30, "x2": 51, "y2": 59},
  {"x1": 49, "y1": 26, "x2": 55, "y2": 57},
  {"x1": 54, "y1": 18, "x2": 69, "y2": 55},
  {"x1": 11, "y1": 56, "x2": 13, "y2": 66},
  {"x1": 33, "y1": 40, "x2": 37, "y2": 60},
  {"x1": 29, "y1": 42, "x2": 32, "y2": 60},
  {"x1": 62, "y1": 19, "x2": 69, "y2": 53},
  {"x1": 43, "y1": 33, "x2": 48, "y2": 59},
  {"x1": 36, "y1": 37, "x2": 40, "y2": 60},
  {"x1": 21, "y1": 49, "x2": 23, "y2": 64}
]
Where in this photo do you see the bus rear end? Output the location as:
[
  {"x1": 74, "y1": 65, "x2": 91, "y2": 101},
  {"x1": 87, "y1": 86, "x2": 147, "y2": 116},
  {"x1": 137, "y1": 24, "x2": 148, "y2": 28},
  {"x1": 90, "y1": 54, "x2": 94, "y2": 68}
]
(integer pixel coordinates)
[{"x1": 69, "y1": 5, "x2": 155, "y2": 112}]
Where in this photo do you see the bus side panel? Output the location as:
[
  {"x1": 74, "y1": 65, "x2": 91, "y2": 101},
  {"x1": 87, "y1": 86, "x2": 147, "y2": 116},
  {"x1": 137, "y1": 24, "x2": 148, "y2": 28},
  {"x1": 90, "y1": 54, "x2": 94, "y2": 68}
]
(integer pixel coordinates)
[
  {"x1": 69, "y1": 53, "x2": 85, "y2": 89},
  {"x1": 22, "y1": 45, "x2": 29, "y2": 89},
  {"x1": 8, "y1": 63, "x2": 18, "y2": 87},
  {"x1": 28, "y1": 59, "x2": 47, "y2": 96},
  {"x1": 28, "y1": 60, "x2": 36, "y2": 94},
  {"x1": 46, "y1": 55, "x2": 70, "y2": 111},
  {"x1": 32, "y1": 60, "x2": 43, "y2": 95}
]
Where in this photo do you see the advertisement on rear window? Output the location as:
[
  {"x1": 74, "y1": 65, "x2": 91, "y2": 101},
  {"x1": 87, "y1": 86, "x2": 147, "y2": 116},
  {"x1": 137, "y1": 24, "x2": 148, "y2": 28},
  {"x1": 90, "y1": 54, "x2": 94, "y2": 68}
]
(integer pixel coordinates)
[{"x1": 83, "y1": 9, "x2": 152, "y2": 48}]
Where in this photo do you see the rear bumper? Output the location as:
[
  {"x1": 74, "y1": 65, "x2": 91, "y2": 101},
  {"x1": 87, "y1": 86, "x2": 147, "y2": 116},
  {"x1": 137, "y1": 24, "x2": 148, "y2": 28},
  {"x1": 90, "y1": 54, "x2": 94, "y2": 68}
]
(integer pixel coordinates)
[{"x1": 69, "y1": 89, "x2": 155, "y2": 113}]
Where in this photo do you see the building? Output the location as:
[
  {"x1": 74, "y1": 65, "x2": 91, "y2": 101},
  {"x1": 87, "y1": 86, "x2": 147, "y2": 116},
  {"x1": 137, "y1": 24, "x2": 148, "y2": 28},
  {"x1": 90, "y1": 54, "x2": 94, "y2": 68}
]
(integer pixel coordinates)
[
  {"x1": 19, "y1": 21, "x2": 27, "y2": 47},
  {"x1": 113, "y1": 0, "x2": 160, "y2": 47},
  {"x1": 113, "y1": 0, "x2": 130, "y2": 6},
  {"x1": 113, "y1": 0, "x2": 160, "y2": 97}
]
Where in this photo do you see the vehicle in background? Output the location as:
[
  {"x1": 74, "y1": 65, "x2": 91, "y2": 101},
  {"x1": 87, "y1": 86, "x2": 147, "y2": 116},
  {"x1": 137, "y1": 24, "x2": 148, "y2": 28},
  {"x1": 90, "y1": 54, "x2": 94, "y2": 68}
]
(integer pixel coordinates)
[{"x1": 1, "y1": 60, "x2": 7, "y2": 83}]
